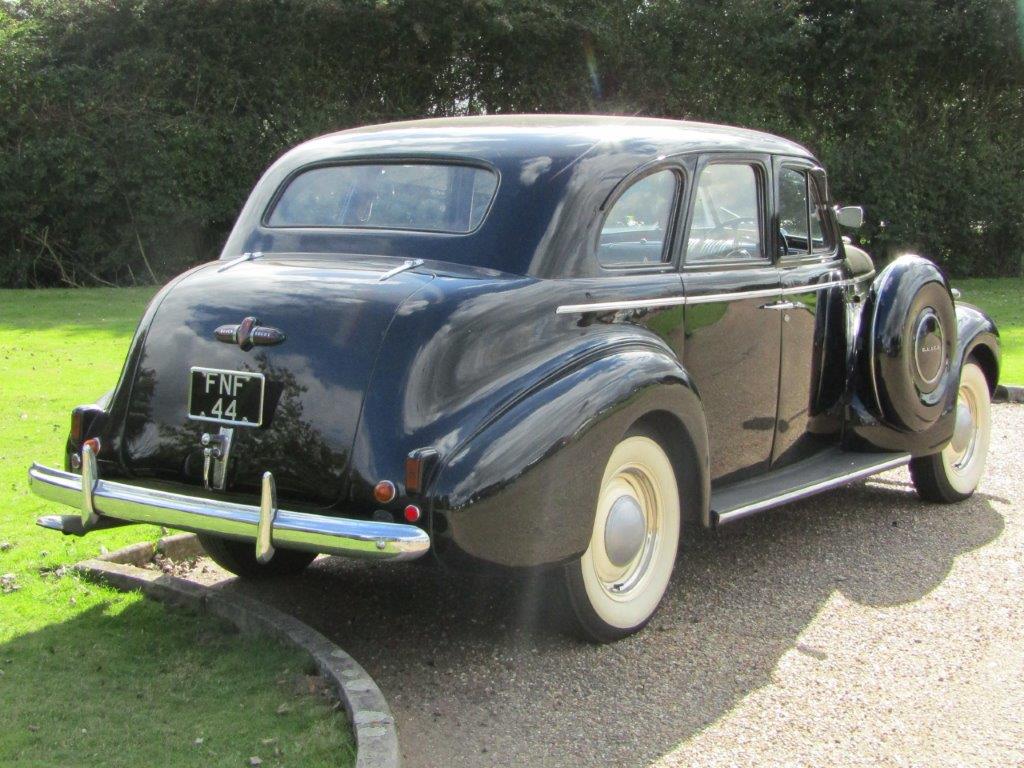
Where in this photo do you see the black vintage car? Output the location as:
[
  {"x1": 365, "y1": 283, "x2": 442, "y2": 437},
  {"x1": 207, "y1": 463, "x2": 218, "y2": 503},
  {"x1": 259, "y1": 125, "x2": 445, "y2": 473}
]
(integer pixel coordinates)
[{"x1": 31, "y1": 116, "x2": 999, "y2": 642}]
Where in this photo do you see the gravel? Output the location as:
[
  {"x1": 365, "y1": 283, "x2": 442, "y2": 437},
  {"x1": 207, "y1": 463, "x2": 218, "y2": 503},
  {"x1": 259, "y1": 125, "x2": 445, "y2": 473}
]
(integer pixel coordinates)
[{"x1": 191, "y1": 404, "x2": 1024, "y2": 768}]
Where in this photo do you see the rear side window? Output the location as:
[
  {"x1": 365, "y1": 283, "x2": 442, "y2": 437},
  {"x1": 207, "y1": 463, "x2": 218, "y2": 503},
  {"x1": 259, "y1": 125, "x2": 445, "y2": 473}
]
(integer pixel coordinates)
[
  {"x1": 267, "y1": 163, "x2": 498, "y2": 233},
  {"x1": 686, "y1": 163, "x2": 763, "y2": 263},
  {"x1": 598, "y1": 169, "x2": 679, "y2": 268}
]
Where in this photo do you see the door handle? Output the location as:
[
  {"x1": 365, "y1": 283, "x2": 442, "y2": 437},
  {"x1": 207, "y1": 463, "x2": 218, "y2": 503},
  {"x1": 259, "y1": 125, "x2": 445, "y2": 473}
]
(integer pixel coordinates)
[{"x1": 759, "y1": 300, "x2": 799, "y2": 311}]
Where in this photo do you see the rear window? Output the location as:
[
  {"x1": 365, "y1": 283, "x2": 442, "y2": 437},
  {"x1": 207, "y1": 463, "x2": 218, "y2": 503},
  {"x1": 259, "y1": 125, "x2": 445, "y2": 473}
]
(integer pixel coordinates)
[{"x1": 267, "y1": 163, "x2": 499, "y2": 233}]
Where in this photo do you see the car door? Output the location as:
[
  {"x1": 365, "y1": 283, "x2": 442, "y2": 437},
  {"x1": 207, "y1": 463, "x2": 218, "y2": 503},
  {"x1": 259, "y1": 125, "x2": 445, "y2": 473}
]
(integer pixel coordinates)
[
  {"x1": 771, "y1": 158, "x2": 847, "y2": 466},
  {"x1": 681, "y1": 154, "x2": 782, "y2": 484}
]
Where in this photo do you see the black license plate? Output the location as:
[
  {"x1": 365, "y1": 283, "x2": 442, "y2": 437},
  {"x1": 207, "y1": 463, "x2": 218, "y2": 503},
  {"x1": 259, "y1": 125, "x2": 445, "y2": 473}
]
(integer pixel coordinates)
[{"x1": 188, "y1": 367, "x2": 265, "y2": 427}]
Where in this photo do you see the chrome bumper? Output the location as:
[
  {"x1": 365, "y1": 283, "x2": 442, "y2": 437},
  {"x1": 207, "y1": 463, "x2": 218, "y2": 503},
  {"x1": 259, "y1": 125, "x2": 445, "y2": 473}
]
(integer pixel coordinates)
[{"x1": 28, "y1": 446, "x2": 429, "y2": 562}]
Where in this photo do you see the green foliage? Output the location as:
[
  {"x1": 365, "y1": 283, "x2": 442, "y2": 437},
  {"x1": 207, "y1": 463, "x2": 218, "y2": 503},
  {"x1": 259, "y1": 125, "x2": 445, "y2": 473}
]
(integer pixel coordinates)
[{"x1": 0, "y1": 0, "x2": 1022, "y2": 285}]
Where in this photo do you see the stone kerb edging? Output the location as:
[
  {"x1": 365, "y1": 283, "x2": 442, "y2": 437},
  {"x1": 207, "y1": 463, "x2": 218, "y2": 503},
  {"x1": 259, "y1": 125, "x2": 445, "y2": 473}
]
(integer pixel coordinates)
[
  {"x1": 74, "y1": 533, "x2": 399, "y2": 768},
  {"x1": 994, "y1": 384, "x2": 1024, "y2": 404}
]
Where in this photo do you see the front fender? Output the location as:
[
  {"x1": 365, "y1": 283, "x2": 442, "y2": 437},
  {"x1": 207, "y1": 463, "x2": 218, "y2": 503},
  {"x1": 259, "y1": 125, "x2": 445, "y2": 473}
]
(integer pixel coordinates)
[
  {"x1": 430, "y1": 344, "x2": 708, "y2": 569},
  {"x1": 953, "y1": 302, "x2": 1000, "y2": 391}
]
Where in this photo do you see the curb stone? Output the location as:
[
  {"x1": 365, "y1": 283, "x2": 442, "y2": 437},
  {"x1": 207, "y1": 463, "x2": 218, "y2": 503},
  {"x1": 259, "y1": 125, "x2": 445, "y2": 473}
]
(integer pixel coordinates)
[
  {"x1": 76, "y1": 534, "x2": 399, "y2": 768},
  {"x1": 994, "y1": 384, "x2": 1024, "y2": 404}
]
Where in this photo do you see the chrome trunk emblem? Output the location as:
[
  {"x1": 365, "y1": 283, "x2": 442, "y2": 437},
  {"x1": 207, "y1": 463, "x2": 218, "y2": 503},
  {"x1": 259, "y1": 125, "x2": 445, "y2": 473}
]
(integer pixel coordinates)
[{"x1": 214, "y1": 316, "x2": 285, "y2": 350}]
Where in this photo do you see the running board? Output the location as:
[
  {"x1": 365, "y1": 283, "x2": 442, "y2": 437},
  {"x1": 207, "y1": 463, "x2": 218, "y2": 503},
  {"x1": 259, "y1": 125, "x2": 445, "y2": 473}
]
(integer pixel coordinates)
[{"x1": 710, "y1": 448, "x2": 911, "y2": 526}]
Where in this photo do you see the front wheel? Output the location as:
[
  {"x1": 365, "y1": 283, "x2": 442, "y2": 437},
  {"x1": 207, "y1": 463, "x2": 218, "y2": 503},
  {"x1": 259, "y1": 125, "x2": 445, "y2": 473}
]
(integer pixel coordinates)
[
  {"x1": 198, "y1": 534, "x2": 317, "y2": 579},
  {"x1": 562, "y1": 434, "x2": 681, "y2": 643},
  {"x1": 910, "y1": 361, "x2": 992, "y2": 503}
]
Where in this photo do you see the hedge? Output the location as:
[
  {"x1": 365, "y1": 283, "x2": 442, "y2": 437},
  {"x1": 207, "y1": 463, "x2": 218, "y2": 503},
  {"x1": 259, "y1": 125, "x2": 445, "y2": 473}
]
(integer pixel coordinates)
[{"x1": 1, "y1": 0, "x2": 1022, "y2": 286}]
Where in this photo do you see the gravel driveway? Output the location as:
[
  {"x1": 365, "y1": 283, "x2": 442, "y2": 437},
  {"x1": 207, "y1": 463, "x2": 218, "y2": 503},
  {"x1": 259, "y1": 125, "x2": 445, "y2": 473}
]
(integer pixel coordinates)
[{"x1": 208, "y1": 404, "x2": 1023, "y2": 767}]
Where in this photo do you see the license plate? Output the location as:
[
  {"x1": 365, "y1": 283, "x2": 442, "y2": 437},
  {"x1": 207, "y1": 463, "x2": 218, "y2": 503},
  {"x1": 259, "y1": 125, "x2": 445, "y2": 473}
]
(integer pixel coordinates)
[{"x1": 188, "y1": 367, "x2": 265, "y2": 427}]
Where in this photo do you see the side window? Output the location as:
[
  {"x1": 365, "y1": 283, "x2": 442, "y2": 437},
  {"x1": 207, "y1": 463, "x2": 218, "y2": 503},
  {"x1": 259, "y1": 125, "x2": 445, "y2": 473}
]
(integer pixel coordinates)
[
  {"x1": 686, "y1": 163, "x2": 763, "y2": 263},
  {"x1": 778, "y1": 166, "x2": 835, "y2": 256},
  {"x1": 598, "y1": 169, "x2": 679, "y2": 268},
  {"x1": 778, "y1": 167, "x2": 810, "y2": 255},
  {"x1": 808, "y1": 173, "x2": 832, "y2": 252}
]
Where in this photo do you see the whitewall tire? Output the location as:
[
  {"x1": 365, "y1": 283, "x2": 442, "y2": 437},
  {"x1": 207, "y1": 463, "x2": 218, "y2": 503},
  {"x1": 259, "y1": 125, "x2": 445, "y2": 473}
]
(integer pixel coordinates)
[
  {"x1": 910, "y1": 361, "x2": 992, "y2": 503},
  {"x1": 563, "y1": 433, "x2": 680, "y2": 643}
]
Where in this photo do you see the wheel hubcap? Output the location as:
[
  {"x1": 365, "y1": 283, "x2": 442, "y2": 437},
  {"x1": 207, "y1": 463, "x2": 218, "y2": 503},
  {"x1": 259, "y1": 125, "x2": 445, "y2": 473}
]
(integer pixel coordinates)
[
  {"x1": 948, "y1": 386, "x2": 979, "y2": 471},
  {"x1": 604, "y1": 495, "x2": 646, "y2": 567},
  {"x1": 593, "y1": 465, "x2": 660, "y2": 598}
]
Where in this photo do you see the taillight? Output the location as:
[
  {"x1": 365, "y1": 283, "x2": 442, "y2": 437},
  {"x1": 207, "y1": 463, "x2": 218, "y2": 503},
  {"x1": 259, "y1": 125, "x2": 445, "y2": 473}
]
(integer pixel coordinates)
[
  {"x1": 405, "y1": 448, "x2": 439, "y2": 494},
  {"x1": 70, "y1": 405, "x2": 104, "y2": 444},
  {"x1": 373, "y1": 480, "x2": 397, "y2": 504}
]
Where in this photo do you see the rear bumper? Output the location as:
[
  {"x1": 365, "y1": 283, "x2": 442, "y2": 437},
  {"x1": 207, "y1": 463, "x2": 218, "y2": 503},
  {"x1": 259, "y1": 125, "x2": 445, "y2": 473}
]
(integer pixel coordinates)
[{"x1": 28, "y1": 451, "x2": 429, "y2": 562}]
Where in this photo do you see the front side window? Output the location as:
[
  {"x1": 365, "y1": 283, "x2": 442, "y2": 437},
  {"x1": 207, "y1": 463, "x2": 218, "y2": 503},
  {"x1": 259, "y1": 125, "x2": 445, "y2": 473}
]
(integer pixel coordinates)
[
  {"x1": 598, "y1": 169, "x2": 679, "y2": 267},
  {"x1": 778, "y1": 166, "x2": 834, "y2": 256},
  {"x1": 809, "y1": 173, "x2": 830, "y2": 251},
  {"x1": 267, "y1": 163, "x2": 499, "y2": 233},
  {"x1": 778, "y1": 166, "x2": 810, "y2": 255},
  {"x1": 686, "y1": 163, "x2": 763, "y2": 263}
]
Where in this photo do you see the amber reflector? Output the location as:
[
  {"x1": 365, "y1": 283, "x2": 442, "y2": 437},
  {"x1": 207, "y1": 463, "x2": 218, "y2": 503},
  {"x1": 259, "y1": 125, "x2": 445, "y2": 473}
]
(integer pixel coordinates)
[
  {"x1": 373, "y1": 480, "x2": 396, "y2": 504},
  {"x1": 404, "y1": 504, "x2": 422, "y2": 523}
]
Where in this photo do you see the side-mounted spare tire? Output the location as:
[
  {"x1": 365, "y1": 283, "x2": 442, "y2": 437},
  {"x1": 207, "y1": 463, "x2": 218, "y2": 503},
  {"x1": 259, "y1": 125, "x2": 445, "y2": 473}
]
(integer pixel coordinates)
[{"x1": 861, "y1": 255, "x2": 957, "y2": 433}]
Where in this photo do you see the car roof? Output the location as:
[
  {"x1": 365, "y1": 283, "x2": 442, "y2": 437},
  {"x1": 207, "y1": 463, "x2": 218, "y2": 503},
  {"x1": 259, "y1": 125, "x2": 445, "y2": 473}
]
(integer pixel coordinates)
[{"x1": 290, "y1": 114, "x2": 815, "y2": 164}]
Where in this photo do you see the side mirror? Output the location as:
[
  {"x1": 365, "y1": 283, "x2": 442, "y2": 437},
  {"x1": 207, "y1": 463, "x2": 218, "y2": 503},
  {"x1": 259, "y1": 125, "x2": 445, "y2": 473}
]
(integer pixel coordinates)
[{"x1": 835, "y1": 205, "x2": 864, "y2": 229}]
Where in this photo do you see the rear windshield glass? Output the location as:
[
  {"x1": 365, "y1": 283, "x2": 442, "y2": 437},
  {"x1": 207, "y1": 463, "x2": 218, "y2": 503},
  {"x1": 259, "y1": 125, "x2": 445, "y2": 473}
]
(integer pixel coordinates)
[{"x1": 267, "y1": 163, "x2": 498, "y2": 233}]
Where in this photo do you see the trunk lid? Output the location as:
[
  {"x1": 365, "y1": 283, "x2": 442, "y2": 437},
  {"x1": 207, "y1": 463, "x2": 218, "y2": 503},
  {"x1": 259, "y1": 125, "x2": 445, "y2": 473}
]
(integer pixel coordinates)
[{"x1": 119, "y1": 255, "x2": 432, "y2": 508}]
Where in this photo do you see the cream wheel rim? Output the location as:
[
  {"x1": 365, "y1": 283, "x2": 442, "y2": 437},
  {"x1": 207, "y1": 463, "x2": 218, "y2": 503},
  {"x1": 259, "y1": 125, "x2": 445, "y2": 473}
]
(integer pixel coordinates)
[
  {"x1": 940, "y1": 363, "x2": 991, "y2": 495},
  {"x1": 581, "y1": 436, "x2": 680, "y2": 629}
]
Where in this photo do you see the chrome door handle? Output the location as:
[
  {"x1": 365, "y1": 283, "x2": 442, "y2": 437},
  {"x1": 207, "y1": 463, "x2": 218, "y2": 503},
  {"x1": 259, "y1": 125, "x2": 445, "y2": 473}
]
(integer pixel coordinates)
[{"x1": 759, "y1": 300, "x2": 799, "y2": 311}]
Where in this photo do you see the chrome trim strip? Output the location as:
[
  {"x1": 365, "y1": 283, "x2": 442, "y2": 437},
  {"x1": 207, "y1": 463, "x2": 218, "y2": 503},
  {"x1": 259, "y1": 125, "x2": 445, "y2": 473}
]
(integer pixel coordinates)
[
  {"x1": 713, "y1": 453, "x2": 910, "y2": 525},
  {"x1": 216, "y1": 251, "x2": 262, "y2": 273},
  {"x1": 555, "y1": 271, "x2": 876, "y2": 315},
  {"x1": 28, "y1": 462, "x2": 430, "y2": 561},
  {"x1": 378, "y1": 258, "x2": 424, "y2": 282}
]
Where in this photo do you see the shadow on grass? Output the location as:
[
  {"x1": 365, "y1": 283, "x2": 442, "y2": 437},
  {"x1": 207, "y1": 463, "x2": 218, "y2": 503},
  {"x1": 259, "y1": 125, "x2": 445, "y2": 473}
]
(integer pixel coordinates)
[
  {"x1": 223, "y1": 475, "x2": 1005, "y2": 768},
  {"x1": 0, "y1": 598, "x2": 353, "y2": 768}
]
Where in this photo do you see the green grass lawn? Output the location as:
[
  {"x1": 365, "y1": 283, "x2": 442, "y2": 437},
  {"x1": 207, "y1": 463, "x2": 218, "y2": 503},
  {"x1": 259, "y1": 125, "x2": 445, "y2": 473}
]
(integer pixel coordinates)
[
  {"x1": 956, "y1": 278, "x2": 1024, "y2": 385},
  {"x1": 0, "y1": 288, "x2": 353, "y2": 768}
]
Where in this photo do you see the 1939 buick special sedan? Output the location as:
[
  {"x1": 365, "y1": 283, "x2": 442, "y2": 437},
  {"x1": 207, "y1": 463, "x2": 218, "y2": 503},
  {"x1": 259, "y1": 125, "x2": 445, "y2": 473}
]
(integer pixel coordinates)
[{"x1": 30, "y1": 116, "x2": 1000, "y2": 642}]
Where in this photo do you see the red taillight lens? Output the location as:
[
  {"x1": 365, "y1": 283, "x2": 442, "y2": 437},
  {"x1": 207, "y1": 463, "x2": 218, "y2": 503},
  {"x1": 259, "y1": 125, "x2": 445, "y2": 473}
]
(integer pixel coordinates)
[
  {"x1": 373, "y1": 480, "x2": 396, "y2": 504},
  {"x1": 83, "y1": 437, "x2": 101, "y2": 456},
  {"x1": 404, "y1": 504, "x2": 422, "y2": 523}
]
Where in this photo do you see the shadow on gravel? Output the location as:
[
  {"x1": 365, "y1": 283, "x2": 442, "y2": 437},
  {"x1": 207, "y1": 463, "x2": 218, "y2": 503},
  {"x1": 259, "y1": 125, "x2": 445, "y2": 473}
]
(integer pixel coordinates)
[{"x1": 220, "y1": 473, "x2": 1004, "y2": 768}]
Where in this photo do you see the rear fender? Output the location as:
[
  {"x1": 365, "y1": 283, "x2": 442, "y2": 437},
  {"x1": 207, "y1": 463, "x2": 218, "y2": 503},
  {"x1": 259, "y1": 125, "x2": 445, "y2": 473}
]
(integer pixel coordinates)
[{"x1": 429, "y1": 344, "x2": 708, "y2": 569}]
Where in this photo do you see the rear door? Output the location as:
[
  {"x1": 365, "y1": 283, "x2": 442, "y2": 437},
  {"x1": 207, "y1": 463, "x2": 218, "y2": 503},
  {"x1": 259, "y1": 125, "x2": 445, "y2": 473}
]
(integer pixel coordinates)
[{"x1": 681, "y1": 154, "x2": 782, "y2": 484}]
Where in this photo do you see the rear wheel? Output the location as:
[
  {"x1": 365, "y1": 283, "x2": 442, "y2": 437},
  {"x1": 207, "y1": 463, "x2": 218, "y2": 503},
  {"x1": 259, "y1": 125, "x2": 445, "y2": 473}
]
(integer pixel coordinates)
[
  {"x1": 910, "y1": 361, "x2": 991, "y2": 503},
  {"x1": 562, "y1": 433, "x2": 680, "y2": 643},
  {"x1": 198, "y1": 534, "x2": 317, "y2": 579}
]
